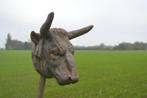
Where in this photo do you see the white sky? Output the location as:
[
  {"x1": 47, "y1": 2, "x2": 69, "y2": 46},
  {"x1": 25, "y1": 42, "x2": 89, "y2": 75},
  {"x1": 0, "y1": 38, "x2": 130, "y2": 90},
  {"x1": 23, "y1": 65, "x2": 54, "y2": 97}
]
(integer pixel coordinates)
[{"x1": 0, "y1": 0, "x2": 147, "y2": 48}]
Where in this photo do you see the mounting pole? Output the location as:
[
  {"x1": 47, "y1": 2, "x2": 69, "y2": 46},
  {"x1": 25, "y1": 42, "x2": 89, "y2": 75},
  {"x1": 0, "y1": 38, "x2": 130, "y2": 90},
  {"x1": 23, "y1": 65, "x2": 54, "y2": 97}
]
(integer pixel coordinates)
[{"x1": 37, "y1": 75, "x2": 46, "y2": 98}]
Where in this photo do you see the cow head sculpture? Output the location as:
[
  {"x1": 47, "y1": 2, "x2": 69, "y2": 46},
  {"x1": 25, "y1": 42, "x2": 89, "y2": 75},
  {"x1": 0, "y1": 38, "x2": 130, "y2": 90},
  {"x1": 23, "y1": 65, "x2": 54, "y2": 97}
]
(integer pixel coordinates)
[{"x1": 31, "y1": 12, "x2": 93, "y2": 85}]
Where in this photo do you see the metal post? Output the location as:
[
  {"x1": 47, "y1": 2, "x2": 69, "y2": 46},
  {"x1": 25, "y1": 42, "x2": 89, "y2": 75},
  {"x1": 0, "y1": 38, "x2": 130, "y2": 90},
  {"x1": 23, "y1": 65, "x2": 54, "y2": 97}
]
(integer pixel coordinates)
[{"x1": 37, "y1": 75, "x2": 46, "y2": 98}]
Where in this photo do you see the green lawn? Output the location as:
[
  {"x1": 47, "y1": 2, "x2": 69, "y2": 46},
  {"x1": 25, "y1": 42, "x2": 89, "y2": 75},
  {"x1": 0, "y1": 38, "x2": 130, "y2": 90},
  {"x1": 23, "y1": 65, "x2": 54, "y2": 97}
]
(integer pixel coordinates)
[{"x1": 0, "y1": 50, "x2": 147, "y2": 98}]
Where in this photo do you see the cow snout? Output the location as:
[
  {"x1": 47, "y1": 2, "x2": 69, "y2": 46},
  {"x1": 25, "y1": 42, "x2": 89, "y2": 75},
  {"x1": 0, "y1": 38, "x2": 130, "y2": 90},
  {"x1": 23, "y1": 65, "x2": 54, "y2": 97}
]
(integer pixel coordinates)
[{"x1": 57, "y1": 75, "x2": 79, "y2": 85}]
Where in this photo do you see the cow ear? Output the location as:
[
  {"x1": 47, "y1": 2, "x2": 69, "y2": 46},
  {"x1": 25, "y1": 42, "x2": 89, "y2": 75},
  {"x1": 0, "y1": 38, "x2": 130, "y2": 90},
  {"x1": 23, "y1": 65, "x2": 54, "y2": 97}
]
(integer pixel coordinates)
[{"x1": 31, "y1": 31, "x2": 40, "y2": 45}]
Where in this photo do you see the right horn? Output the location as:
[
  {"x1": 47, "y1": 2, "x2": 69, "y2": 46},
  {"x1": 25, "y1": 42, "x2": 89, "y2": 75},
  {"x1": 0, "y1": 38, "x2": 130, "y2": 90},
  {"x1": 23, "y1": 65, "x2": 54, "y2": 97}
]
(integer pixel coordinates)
[{"x1": 68, "y1": 25, "x2": 93, "y2": 39}]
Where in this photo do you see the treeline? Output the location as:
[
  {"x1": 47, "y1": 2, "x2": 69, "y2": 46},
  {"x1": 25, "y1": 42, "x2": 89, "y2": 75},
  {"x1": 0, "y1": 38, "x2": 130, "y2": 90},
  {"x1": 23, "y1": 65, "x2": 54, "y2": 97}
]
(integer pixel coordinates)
[
  {"x1": 74, "y1": 42, "x2": 147, "y2": 50},
  {"x1": 5, "y1": 33, "x2": 31, "y2": 50},
  {"x1": 5, "y1": 33, "x2": 147, "y2": 50}
]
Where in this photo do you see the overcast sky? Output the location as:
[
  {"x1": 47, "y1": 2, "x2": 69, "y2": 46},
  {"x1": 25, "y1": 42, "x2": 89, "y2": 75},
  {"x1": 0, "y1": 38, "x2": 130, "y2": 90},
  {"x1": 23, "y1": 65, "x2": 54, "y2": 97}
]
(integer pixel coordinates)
[{"x1": 0, "y1": 0, "x2": 147, "y2": 48}]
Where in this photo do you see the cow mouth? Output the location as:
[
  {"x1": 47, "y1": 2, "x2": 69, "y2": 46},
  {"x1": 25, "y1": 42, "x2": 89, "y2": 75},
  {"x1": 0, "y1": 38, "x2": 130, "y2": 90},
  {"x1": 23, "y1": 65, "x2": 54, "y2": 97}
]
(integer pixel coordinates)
[
  {"x1": 53, "y1": 69, "x2": 79, "y2": 85},
  {"x1": 56, "y1": 74, "x2": 79, "y2": 85}
]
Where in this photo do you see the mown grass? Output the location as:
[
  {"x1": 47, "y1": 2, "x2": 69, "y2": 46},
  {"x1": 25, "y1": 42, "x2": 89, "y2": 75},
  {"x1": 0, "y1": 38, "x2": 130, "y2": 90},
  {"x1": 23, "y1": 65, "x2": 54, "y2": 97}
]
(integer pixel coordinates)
[{"x1": 0, "y1": 50, "x2": 147, "y2": 98}]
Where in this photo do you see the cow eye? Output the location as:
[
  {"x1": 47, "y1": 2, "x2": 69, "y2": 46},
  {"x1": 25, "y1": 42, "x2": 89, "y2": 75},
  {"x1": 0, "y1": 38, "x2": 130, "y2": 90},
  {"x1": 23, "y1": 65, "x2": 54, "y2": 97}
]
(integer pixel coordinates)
[
  {"x1": 51, "y1": 51, "x2": 60, "y2": 56},
  {"x1": 51, "y1": 50, "x2": 64, "y2": 57}
]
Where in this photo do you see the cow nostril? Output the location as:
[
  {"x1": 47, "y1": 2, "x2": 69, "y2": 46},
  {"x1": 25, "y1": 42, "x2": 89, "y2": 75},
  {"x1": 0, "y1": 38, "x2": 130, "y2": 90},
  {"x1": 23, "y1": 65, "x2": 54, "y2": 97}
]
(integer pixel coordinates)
[{"x1": 68, "y1": 76, "x2": 72, "y2": 81}]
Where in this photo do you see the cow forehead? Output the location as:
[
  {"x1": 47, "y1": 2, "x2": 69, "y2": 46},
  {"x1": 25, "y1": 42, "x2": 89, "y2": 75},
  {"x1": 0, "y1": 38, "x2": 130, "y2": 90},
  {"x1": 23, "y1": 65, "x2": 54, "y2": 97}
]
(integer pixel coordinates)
[
  {"x1": 50, "y1": 28, "x2": 68, "y2": 38},
  {"x1": 47, "y1": 28, "x2": 72, "y2": 51}
]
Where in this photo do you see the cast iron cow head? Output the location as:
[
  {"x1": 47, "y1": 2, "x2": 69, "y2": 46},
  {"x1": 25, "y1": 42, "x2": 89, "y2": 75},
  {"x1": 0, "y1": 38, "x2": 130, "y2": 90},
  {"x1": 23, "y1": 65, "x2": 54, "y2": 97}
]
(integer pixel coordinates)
[{"x1": 31, "y1": 12, "x2": 93, "y2": 85}]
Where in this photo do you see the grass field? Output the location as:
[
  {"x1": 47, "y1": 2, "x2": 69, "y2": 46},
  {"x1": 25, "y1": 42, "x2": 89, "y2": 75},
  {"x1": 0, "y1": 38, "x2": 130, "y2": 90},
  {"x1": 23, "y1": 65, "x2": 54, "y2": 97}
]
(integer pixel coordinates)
[{"x1": 0, "y1": 50, "x2": 147, "y2": 98}]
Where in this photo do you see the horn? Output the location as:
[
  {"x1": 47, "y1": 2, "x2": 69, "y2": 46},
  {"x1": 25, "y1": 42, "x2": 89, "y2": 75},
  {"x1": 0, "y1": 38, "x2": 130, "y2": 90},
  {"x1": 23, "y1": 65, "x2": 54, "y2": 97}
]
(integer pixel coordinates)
[
  {"x1": 40, "y1": 12, "x2": 54, "y2": 39},
  {"x1": 68, "y1": 25, "x2": 93, "y2": 39}
]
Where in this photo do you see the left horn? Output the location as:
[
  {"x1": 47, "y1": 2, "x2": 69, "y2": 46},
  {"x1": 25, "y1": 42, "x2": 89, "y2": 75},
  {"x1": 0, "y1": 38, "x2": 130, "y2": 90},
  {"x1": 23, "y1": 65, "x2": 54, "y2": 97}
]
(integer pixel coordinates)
[
  {"x1": 40, "y1": 12, "x2": 54, "y2": 38},
  {"x1": 68, "y1": 25, "x2": 93, "y2": 39}
]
